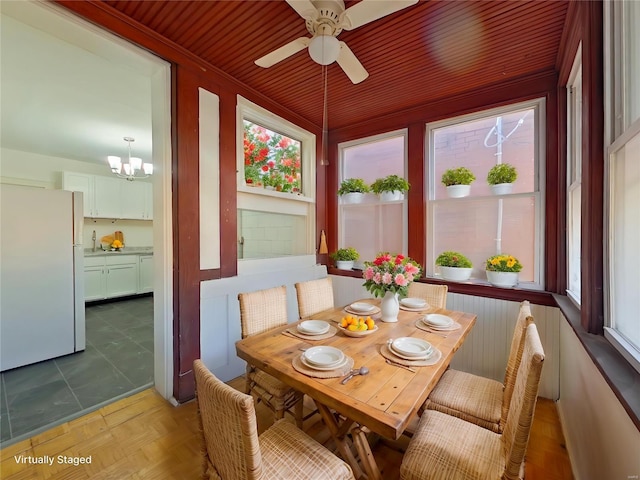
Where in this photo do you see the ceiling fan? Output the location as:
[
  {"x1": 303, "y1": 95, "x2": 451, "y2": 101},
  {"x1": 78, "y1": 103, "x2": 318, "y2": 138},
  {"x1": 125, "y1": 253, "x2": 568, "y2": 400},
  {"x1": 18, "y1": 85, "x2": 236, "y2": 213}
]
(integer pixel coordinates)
[{"x1": 255, "y1": 0, "x2": 419, "y2": 84}]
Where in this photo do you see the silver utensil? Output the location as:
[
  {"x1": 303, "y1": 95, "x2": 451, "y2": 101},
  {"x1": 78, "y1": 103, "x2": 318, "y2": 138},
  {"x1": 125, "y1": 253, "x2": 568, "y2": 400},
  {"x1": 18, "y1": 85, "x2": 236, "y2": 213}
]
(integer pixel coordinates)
[
  {"x1": 341, "y1": 366, "x2": 369, "y2": 384},
  {"x1": 385, "y1": 359, "x2": 416, "y2": 373}
]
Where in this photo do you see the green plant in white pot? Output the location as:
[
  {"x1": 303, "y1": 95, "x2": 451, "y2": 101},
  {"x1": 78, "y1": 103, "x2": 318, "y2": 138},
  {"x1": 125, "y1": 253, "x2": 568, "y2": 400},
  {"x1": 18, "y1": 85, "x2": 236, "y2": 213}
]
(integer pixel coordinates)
[
  {"x1": 435, "y1": 251, "x2": 473, "y2": 281},
  {"x1": 330, "y1": 247, "x2": 359, "y2": 270},
  {"x1": 487, "y1": 163, "x2": 517, "y2": 195},
  {"x1": 338, "y1": 178, "x2": 371, "y2": 204},
  {"x1": 371, "y1": 174, "x2": 410, "y2": 202},
  {"x1": 441, "y1": 167, "x2": 475, "y2": 198}
]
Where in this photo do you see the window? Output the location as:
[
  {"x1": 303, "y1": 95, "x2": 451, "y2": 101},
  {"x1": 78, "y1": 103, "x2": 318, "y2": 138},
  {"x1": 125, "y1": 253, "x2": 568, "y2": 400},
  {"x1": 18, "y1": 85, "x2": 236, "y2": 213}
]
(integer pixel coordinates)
[
  {"x1": 567, "y1": 45, "x2": 582, "y2": 306},
  {"x1": 236, "y1": 97, "x2": 316, "y2": 262},
  {"x1": 604, "y1": 0, "x2": 640, "y2": 373},
  {"x1": 338, "y1": 131, "x2": 407, "y2": 265},
  {"x1": 426, "y1": 100, "x2": 545, "y2": 288}
]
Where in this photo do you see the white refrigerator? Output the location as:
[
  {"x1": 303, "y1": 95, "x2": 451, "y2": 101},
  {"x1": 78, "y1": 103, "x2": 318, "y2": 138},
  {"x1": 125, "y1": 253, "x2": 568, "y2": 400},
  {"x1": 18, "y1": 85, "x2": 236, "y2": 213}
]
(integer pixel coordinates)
[{"x1": 0, "y1": 184, "x2": 85, "y2": 371}]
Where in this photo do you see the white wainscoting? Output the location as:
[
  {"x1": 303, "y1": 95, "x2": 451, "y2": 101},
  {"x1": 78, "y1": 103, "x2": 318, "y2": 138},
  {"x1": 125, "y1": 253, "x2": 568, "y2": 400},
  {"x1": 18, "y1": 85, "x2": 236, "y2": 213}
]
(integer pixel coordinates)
[
  {"x1": 330, "y1": 275, "x2": 560, "y2": 399},
  {"x1": 200, "y1": 263, "x2": 328, "y2": 382}
]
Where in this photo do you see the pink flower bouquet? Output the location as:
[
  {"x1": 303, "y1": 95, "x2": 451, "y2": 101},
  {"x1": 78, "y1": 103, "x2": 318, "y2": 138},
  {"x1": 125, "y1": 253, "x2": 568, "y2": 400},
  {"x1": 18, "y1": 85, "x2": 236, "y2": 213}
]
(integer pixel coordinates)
[{"x1": 362, "y1": 253, "x2": 422, "y2": 297}]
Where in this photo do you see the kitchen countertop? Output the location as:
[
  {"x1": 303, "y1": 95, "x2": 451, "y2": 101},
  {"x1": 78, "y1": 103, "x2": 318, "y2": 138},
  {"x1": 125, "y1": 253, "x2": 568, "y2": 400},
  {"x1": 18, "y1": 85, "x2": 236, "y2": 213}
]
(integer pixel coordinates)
[{"x1": 84, "y1": 247, "x2": 153, "y2": 257}]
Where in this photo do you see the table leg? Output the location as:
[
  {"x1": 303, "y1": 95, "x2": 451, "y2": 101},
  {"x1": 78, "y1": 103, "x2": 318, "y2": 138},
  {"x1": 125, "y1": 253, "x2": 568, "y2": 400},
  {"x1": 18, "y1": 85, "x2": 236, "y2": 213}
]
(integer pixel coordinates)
[{"x1": 313, "y1": 400, "x2": 383, "y2": 480}]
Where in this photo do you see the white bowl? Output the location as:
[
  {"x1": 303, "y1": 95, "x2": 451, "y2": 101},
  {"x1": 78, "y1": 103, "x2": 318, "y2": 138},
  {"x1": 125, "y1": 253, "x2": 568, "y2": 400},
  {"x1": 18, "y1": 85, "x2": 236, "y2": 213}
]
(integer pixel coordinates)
[
  {"x1": 303, "y1": 346, "x2": 344, "y2": 367},
  {"x1": 349, "y1": 302, "x2": 375, "y2": 313},
  {"x1": 423, "y1": 314, "x2": 454, "y2": 327},
  {"x1": 297, "y1": 320, "x2": 330, "y2": 335},
  {"x1": 391, "y1": 337, "x2": 432, "y2": 358},
  {"x1": 400, "y1": 297, "x2": 427, "y2": 309},
  {"x1": 301, "y1": 355, "x2": 349, "y2": 371}
]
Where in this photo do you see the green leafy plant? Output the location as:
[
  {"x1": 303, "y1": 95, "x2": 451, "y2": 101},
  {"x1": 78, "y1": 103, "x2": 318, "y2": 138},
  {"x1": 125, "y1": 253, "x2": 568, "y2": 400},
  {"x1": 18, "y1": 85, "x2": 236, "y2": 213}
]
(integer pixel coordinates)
[
  {"x1": 487, "y1": 163, "x2": 518, "y2": 185},
  {"x1": 370, "y1": 174, "x2": 410, "y2": 194},
  {"x1": 486, "y1": 254, "x2": 523, "y2": 272},
  {"x1": 435, "y1": 251, "x2": 473, "y2": 268},
  {"x1": 338, "y1": 178, "x2": 371, "y2": 195},
  {"x1": 441, "y1": 167, "x2": 476, "y2": 186},
  {"x1": 330, "y1": 247, "x2": 360, "y2": 262}
]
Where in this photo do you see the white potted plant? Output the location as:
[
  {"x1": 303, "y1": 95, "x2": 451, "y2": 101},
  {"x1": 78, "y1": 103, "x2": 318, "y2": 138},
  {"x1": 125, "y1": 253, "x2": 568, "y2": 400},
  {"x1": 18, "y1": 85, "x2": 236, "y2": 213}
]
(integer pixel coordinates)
[
  {"x1": 338, "y1": 178, "x2": 371, "y2": 204},
  {"x1": 330, "y1": 247, "x2": 360, "y2": 270},
  {"x1": 435, "y1": 251, "x2": 473, "y2": 281},
  {"x1": 371, "y1": 174, "x2": 410, "y2": 202},
  {"x1": 485, "y1": 254, "x2": 523, "y2": 287},
  {"x1": 487, "y1": 163, "x2": 517, "y2": 195},
  {"x1": 441, "y1": 167, "x2": 476, "y2": 198}
]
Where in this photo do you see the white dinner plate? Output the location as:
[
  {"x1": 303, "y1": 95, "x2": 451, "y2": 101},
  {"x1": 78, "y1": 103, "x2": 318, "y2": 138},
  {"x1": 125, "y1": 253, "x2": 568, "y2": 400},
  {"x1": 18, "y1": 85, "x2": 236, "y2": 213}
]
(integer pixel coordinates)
[
  {"x1": 423, "y1": 314, "x2": 454, "y2": 328},
  {"x1": 391, "y1": 337, "x2": 433, "y2": 358},
  {"x1": 301, "y1": 354, "x2": 349, "y2": 371},
  {"x1": 303, "y1": 346, "x2": 345, "y2": 367},
  {"x1": 297, "y1": 320, "x2": 330, "y2": 335},
  {"x1": 349, "y1": 302, "x2": 376, "y2": 313},
  {"x1": 389, "y1": 345, "x2": 434, "y2": 361},
  {"x1": 400, "y1": 297, "x2": 427, "y2": 309}
]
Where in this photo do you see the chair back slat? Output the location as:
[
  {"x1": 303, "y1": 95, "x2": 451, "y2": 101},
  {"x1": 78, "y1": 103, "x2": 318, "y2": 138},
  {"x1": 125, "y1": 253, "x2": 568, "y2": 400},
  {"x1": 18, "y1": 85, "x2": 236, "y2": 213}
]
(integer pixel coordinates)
[
  {"x1": 194, "y1": 360, "x2": 263, "y2": 480},
  {"x1": 501, "y1": 301, "x2": 535, "y2": 429},
  {"x1": 238, "y1": 286, "x2": 288, "y2": 338},
  {"x1": 295, "y1": 278, "x2": 334, "y2": 318},
  {"x1": 407, "y1": 283, "x2": 448, "y2": 309},
  {"x1": 501, "y1": 323, "x2": 545, "y2": 480}
]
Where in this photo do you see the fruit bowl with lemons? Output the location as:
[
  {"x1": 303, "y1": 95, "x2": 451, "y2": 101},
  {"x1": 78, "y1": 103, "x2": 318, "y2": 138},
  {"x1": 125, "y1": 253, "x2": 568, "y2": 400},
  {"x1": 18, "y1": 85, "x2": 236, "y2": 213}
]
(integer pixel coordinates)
[{"x1": 339, "y1": 314, "x2": 378, "y2": 337}]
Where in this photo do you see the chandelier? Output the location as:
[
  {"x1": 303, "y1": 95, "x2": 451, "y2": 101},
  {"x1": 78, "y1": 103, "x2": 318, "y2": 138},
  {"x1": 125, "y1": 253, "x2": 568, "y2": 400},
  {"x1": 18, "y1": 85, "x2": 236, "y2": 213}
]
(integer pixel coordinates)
[{"x1": 107, "y1": 137, "x2": 153, "y2": 181}]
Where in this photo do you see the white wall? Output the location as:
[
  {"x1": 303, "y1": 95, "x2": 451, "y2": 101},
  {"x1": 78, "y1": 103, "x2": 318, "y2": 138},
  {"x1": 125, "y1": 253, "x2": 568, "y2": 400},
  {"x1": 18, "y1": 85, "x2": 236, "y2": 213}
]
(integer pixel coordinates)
[{"x1": 557, "y1": 318, "x2": 640, "y2": 480}]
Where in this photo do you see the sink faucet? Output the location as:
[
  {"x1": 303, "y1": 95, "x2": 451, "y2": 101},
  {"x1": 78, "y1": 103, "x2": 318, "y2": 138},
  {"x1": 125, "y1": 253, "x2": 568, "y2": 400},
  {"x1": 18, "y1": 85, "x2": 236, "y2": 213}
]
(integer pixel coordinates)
[{"x1": 92, "y1": 230, "x2": 97, "y2": 252}]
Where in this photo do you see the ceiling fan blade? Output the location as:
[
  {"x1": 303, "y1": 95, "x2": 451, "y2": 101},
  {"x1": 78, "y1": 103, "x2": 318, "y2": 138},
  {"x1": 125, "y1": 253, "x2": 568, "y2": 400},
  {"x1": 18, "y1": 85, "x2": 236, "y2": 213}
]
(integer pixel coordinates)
[
  {"x1": 285, "y1": 0, "x2": 318, "y2": 20},
  {"x1": 255, "y1": 37, "x2": 310, "y2": 68},
  {"x1": 336, "y1": 41, "x2": 369, "y2": 84},
  {"x1": 341, "y1": 0, "x2": 419, "y2": 30}
]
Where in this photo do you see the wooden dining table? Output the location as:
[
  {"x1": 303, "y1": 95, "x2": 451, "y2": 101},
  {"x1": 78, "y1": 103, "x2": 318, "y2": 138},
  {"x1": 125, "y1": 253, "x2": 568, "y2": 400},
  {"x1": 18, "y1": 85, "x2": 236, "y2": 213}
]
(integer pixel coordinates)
[{"x1": 235, "y1": 299, "x2": 476, "y2": 480}]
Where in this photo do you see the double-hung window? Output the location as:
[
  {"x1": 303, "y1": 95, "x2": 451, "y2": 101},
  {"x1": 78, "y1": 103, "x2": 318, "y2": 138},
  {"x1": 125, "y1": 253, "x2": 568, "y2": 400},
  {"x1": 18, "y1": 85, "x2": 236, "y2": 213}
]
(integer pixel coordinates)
[
  {"x1": 425, "y1": 100, "x2": 545, "y2": 288},
  {"x1": 603, "y1": 1, "x2": 640, "y2": 373},
  {"x1": 236, "y1": 97, "x2": 316, "y2": 264}
]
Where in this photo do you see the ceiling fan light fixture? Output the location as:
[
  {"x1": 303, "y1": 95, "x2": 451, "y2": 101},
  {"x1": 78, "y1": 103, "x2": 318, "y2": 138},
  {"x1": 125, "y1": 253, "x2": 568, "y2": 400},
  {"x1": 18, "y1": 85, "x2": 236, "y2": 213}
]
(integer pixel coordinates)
[{"x1": 308, "y1": 35, "x2": 340, "y2": 65}]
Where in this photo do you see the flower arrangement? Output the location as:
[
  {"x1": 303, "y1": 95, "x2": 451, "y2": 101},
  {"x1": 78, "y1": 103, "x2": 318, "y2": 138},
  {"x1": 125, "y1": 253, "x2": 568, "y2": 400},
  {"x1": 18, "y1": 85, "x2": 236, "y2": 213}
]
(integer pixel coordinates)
[
  {"x1": 243, "y1": 121, "x2": 301, "y2": 193},
  {"x1": 485, "y1": 254, "x2": 523, "y2": 272},
  {"x1": 111, "y1": 239, "x2": 123, "y2": 250},
  {"x1": 363, "y1": 253, "x2": 422, "y2": 297},
  {"x1": 441, "y1": 167, "x2": 476, "y2": 186},
  {"x1": 338, "y1": 178, "x2": 371, "y2": 195},
  {"x1": 435, "y1": 251, "x2": 472, "y2": 268},
  {"x1": 330, "y1": 247, "x2": 359, "y2": 262},
  {"x1": 371, "y1": 174, "x2": 410, "y2": 194},
  {"x1": 487, "y1": 163, "x2": 517, "y2": 185}
]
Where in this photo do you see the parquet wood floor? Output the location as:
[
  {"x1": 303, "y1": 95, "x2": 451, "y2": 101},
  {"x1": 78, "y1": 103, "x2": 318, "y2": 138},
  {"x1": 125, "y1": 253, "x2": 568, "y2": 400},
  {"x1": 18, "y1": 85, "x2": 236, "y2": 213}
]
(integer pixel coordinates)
[{"x1": 0, "y1": 378, "x2": 573, "y2": 479}]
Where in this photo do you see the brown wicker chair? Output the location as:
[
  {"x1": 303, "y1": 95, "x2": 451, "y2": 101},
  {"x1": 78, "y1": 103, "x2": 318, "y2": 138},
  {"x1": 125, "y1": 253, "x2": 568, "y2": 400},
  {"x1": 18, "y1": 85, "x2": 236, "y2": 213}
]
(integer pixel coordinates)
[
  {"x1": 400, "y1": 323, "x2": 545, "y2": 480},
  {"x1": 422, "y1": 300, "x2": 534, "y2": 433},
  {"x1": 193, "y1": 360, "x2": 355, "y2": 480},
  {"x1": 407, "y1": 283, "x2": 448, "y2": 309},
  {"x1": 294, "y1": 277, "x2": 334, "y2": 318},
  {"x1": 238, "y1": 286, "x2": 303, "y2": 428}
]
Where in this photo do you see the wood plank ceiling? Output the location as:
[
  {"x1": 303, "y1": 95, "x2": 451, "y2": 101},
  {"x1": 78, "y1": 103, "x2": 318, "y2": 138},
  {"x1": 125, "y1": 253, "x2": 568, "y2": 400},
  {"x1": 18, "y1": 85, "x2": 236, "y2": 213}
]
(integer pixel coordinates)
[{"x1": 104, "y1": 0, "x2": 569, "y2": 130}]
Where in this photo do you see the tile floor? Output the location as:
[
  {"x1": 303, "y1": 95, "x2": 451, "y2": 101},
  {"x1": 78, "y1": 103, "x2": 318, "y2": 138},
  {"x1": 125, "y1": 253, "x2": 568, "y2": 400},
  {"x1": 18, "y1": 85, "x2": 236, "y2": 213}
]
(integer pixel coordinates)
[{"x1": 0, "y1": 296, "x2": 153, "y2": 446}]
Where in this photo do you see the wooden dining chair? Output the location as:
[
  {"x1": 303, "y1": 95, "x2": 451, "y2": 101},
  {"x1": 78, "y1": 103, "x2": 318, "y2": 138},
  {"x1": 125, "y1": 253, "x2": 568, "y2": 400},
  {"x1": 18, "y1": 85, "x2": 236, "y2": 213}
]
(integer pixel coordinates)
[
  {"x1": 406, "y1": 283, "x2": 448, "y2": 309},
  {"x1": 400, "y1": 323, "x2": 545, "y2": 480},
  {"x1": 193, "y1": 360, "x2": 355, "y2": 480},
  {"x1": 238, "y1": 286, "x2": 303, "y2": 428},
  {"x1": 294, "y1": 277, "x2": 334, "y2": 318},
  {"x1": 422, "y1": 300, "x2": 534, "y2": 433}
]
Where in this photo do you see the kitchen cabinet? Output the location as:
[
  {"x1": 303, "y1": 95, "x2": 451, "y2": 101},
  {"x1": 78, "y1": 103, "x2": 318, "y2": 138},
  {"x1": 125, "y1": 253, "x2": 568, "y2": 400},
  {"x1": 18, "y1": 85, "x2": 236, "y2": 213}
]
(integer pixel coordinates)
[
  {"x1": 93, "y1": 176, "x2": 123, "y2": 218},
  {"x1": 84, "y1": 255, "x2": 139, "y2": 301},
  {"x1": 62, "y1": 172, "x2": 95, "y2": 217},
  {"x1": 121, "y1": 181, "x2": 153, "y2": 220},
  {"x1": 138, "y1": 255, "x2": 153, "y2": 293}
]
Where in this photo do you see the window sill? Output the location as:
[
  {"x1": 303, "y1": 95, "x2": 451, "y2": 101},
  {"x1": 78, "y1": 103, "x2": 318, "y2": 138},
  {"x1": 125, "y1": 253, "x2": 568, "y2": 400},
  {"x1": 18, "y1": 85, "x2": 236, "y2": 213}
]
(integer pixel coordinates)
[
  {"x1": 554, "y1": 294, "x2": 640, "y2": 432},
  {"x1": 237, "y1": 185, "x2": 314, "y2": 203}
]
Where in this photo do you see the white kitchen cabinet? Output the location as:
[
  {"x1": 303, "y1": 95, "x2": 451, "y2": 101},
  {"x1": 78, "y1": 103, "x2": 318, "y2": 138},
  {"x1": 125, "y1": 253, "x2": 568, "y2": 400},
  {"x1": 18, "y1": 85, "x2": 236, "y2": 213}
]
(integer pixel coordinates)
[
  {"x1": 138, "y1": 255, "x2": 153, "y2": 293},
  {"x1": 121, "y1": 181, "x2": 148, "y2": 220},
  {"x1": 62, "y1": 172, "x2": 95, "y2": 217},
  {"x1": 84, "y1": 255, "x2": 139, "y2": 301},
  {"x1": 84, "y1": 258, "x2": 106, "y2": 301},
  {"x1": 142, "y1": 182, "x2": 153, "y2": 220},
  {"x1": 93, "y1": 176, "x2": 122, "y2": 218}
]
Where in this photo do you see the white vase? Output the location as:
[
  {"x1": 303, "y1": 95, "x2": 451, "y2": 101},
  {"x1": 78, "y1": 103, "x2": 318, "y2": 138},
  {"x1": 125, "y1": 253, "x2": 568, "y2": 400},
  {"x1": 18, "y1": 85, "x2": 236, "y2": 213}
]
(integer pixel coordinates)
[
  {"x1": 490, "y1": 183, "x2": 514, "y2": 195},
  {"x1": 341, "y1": 192, "x2": 365, "y2": 204},
  {"x1": 380, "y1": 291, "x2": 400, "y2": 322},
  {"x1": 486, "y1": 270, "x2": 519, "y2": 287},
  {"x1": 335, "y1": 260, "x2": 354, "y2": 270},
  {"x1": 446, "y1": 185, "x2": 471, "y2": 198},
  {"x1": 440, "y1": 266, "x2": 472, "y2": 281},
  {"x1": 380, "y1": 191, "x2": 404, "y2": 202}
]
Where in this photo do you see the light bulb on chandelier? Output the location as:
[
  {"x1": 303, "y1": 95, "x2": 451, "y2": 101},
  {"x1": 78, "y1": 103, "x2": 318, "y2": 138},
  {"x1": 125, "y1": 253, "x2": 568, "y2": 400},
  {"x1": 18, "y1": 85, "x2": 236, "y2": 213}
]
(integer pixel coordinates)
[{"x1": 107, "y1": 137, "x2": 153, "y2": 181}]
